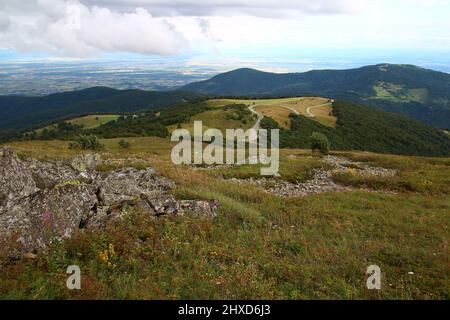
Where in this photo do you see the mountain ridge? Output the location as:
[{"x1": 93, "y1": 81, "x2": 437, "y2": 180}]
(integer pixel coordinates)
[
  {"x1": 181, "y1": 64, "x2": 450, "y2": 128},
  {"x1": 0, "y1": 87, "x2": 201, "y2": 130}
]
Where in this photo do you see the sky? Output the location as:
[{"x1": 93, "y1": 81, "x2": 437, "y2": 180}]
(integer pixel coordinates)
[{"x1": 0, "y1": 0, "x2": 450, "y2": 71}]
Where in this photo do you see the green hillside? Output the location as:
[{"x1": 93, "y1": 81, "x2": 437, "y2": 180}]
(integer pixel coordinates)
[
  {"x1": 262, "y1": 100, "x2": 450, "y2": 157},
  {"x1": 181, "y1": 64, "x2": 450, "y2": 129},
  {"x1": 7, "y1": 98, "x2": 450, "y2": 157},
  {"x1": 0, "y1": 87, "x2": 201, "y2": 130}
]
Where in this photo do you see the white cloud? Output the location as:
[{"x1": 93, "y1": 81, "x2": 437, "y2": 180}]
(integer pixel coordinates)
[
  {"x1": 0, "y1": 0, "x2": 189, "y2": 57},
  {"x1": 79, "y1": 0, "x2": 363, "y2": 17},
  {"x1": 0, "y1": 12, "x2": 10, "y2": 31}
]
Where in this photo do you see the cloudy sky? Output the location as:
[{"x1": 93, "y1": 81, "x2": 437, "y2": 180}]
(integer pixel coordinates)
[{"x1": 0, "y1": 0, "x2": 449, "y2": 68}]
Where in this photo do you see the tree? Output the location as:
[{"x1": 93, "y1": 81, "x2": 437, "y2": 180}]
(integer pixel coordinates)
[
  {"x1": 310, "y1": 132, "x2": 330, "y2": 155},
  {"x1": 118, "y1": 139, "x2": 131, "y2": 149},
  {"x1": 69, "y1": 134, "x2": 104, "y2": 150}
]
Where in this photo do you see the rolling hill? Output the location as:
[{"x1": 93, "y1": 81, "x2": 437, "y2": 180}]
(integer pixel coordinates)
[
  {"x1": 0, "y1": 87, "x2": 201, "y2": 130},
  {"x1": 262, "y1": 100, "x2": 450, "y2": 157},
  {"x1": 180, "y1": 64, "x2": 450, "y2": 129},
  {"x1": 22, "y1": 97, "x2": 450, "y2": 157}
]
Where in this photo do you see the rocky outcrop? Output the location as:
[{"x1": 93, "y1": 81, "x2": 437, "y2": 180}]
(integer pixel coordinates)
[
  {"x1": 0, "y1": 147, "x2": 218, "y2": 256},
  {"x1": 0, "y1": 148, "x2": 38, "y2": 209},
  {"x1": 0, "y1": 185, "x2": 97, "y2": 255}
]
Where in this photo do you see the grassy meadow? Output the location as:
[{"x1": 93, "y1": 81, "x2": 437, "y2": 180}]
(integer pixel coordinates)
[
  {"x1": 67, "y1": 115, "x2": 120, "y2": 129},
  {"x1": 35, "y1": 114, "x2": 120, "y2": 134},
  {"x1": 207, "y1": 97, "x2": 336, "y2": 128},
  {"x1": 0, "y1": 137, "x2": 449, "y2": 300}
]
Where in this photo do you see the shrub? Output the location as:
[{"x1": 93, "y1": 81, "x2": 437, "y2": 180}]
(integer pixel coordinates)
[
  {"x1": 310, "y1": 132, "x2": 330, "y2": 155},
  {"x1": 118, "y1": 139, "x2": 131, "y2": 149},
  {"x1": 69, "y1": 134, "x2": 104, "y2": 150}
]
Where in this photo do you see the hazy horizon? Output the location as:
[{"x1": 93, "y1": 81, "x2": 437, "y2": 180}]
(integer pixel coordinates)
[
  {"x1": 1, "y1": 1, "x2": 450, "y2": 66},
  {"x1": 1, "y1": 0, "x2": 450, "y2": 95}
]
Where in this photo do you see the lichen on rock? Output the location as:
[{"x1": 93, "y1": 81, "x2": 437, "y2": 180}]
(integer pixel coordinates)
[{"x1": 0, "y1": 147, "x2": 219, "y2": 257}]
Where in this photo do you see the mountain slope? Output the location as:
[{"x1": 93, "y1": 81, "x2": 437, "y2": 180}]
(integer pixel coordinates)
[
  {"x1": 0, "y1": 87, "x2": 201, "y2": 130},
  {"x1": 181, "y1": 64, "x2": 450, "y2": 128},
  {"x1": 262, "y1": 100, "x2": 450, "y2": 157}
]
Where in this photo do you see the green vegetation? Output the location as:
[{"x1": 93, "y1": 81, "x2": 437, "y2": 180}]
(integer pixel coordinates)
[
  {"x1": 68, "y1": 134, "x2": 104, "y2": 151},
  {"x1": 372, "y1": 82, "x2": 428, "y2": 104},
  {"x1": 0, "y1": 87, "x2": 201, "y2": 130},
  {"x1": 168, "y1": 103, "x2": 256, "y2": 135},
  {"x1": 181, "y1": 64, "x2": 450, "y2": 128},
  {"x1": 67, "y1": 114, "x2": 120, "y2": 129},
  {"x1": 213, "y1": 97, "x2": 336, "y2": 128},
  {"x1": 9, "y1": 97, "x2": 450, "y2": 158},
  {"x1": 91, "y1": 101, "x2": 213, "y2": 138},
  {"x1": 223, "y1": 104, "x2": 255, "y2": 124},
  {"x1": 262, "y1": 100, "x2": 450, "y2": 157},
  {"x1": 118, "y1": 139, "x2": 131, "y2": 149},
  {"x1": 310, "y1": 132, "x2": 330, "y2": 155}
]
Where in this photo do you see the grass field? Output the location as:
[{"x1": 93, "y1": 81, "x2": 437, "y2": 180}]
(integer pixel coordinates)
[
  {"x1": 372, "y1": 82, "x2": 428, "y2": 104},
  {"x1": 1, "y1": 137, "x2": 449, "y2": 300},
  {"x1": 35, "y1": 114, "x2": 120, "y2": 133},
  {"x1": 208, "y1": 97, "x2": 336, "y2": 128},
  {"x1": 67, "y1": 115, "x2": 120, "y2": 129},
  {"x1": 167, "y1": 106, "x2": 255, "y2": 135}
]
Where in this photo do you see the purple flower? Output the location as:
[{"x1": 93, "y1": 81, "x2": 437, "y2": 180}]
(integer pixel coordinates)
[{"x1": 42, "y1": 211, "x2": 52, "y2": 226}]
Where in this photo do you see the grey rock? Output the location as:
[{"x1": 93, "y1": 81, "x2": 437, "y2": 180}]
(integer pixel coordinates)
[
  {"x1": 25, "y1": 158, "x2": 79, "y2": 189},
  {"x1": 94, "y1": 167, "x2": 174, "y2": 206},
  {"x1": 147, "y1": 195, "x2": 180, "y2": 216},
  {"x1": 0, "y1": 148, "x2": 219, "y2": 257},
  {"x1": 71, "y1": 153, "x2": 102, "y2": 172},
  {"x1": 180, "y1": 200, "x2": 219, "y2": 219},
  {"x1": 0, "y1": 185, "x2": 97, "y2": 254},
  {"x1": 0, "y1": 147, "x2": 38, "y2": 208}
]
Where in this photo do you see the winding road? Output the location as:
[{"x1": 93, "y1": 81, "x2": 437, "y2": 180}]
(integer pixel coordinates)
[
  {"x1": 305, "y1": 100, "x2": 335, "y2": 118},
  {"x1": 248, "y1": 104, "x2": 264, "y2": 142},
  {"x1": 247, "y1": 99, "x2": 335, "y2": 140}
]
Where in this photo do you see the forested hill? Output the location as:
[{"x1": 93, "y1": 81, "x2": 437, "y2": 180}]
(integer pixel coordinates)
[
  {"x1": 181, "y1": 64, "x2": 450, "y2": 129},
  {"x1": 261, "y1": 100, "x2": 450, "y2": 157},
  {"x1": 0, "y1": 87, "x2": 201, "y2": 130}
]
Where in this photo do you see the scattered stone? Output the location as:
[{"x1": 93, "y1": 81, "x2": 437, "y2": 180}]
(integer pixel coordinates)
[
  {"x1": 180, "y1": 200, "x2": 219, "y2": 219},
  {"x1": 226, "y1": 155, "x2": 397, "y2": 197},
  {"x1": 230, "y1": 169, "x2": 351, "y2": 197},
  {"x1": 324, "y1": 155, "x2": 396, "y2": 177},
  {"x1": 147, "y1": 195, "x2": 180, "y2": 216}
]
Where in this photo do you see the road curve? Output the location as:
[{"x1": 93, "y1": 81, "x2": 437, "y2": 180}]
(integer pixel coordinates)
[
  {"x1": 248, "y1": 105, "x2": 264, "y2": 142},
  {"x1": 247, "y1": 99, "x2": 335, "y2": 141},
  {"x1": 305, "y1": 100, "x2": 335, "y2": 118},
  {"x1": 281, "y1": 106, "x2": 300, "y2": 115}
]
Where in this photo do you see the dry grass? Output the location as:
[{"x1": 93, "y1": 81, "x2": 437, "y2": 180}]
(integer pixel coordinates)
[
  {"x1": 209, "y1": 97, "x2": 336, "y2": 128},
  {"x1": 167, "y1": 107, "x2": 254, "y2": 135},
  {"x1": 67, "y1": 115, "x2": 120, "y2": 129}
]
